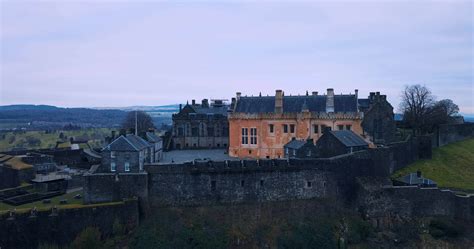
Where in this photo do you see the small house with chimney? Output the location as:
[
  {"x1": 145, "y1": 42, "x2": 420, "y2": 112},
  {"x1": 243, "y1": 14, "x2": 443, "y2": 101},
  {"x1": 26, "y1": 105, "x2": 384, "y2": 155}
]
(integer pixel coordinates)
[{"x1": 100, "y1": 134, "x2": 151, "y2": 173}]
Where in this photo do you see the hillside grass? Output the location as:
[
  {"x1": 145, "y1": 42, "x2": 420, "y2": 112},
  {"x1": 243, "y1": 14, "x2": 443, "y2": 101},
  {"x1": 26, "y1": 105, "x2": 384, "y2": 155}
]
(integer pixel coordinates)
[
  {"x1": 0, "y1": 128, "x2": 113, "y2": 151},
  {"x1": 392, "y1": 138, "x2": 474, "y2": 191}
]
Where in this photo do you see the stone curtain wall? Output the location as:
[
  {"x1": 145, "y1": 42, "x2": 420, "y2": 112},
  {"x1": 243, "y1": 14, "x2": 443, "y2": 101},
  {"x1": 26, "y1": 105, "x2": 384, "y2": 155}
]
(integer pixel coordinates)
[
  {"x1": 0, "y1": 199, "x2": 139, "y2": 249},
  {"x1": 433, "y1": 123, "x2": 474, "y2": 147},
  {"x1": 83, "y1": 136, "x2": 428, "y2": 207},
  {"x1": 83, "y1": 172, "x2": 148, "y2": 204}
]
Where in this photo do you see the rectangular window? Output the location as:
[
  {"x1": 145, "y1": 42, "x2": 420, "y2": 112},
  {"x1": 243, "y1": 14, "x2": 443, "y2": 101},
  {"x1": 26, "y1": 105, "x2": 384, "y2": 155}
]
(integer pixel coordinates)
[
  {"x1": 124, "y1": 162, "x2": 130, "y2": 172},
  {"x1": 283, "y1": 124, "x2": 288, "y2": 133},
  {"x1": 241, "y1": 128, "x2": 248, "y2": 144},
  {"x1": 269, "y1": 124, "x2": 274, "y2": 133},
  {"x1": 211, "y1": 180, "x2": 216, "y2": 190},
  {"x1": 290, "y1": 124, "x2": 295, "y2": 133},
  {"x1": 260, "y1": 179, "x2": 264, "y2": 187},
  {"x1": 110, "y1": 162, "x2": 116, "y2": 172},
  {"x1": 313, "y1": 125, "x2": 319, "y2": 134},
  {"x1": 110, "y1": 151, "x2": 116, "y2": 158},
  {"x1": 241, "y1": 180, "x2": 245, "y2": 187},
  {"x1": 307, "y1": 181, "x2": 312, "y2": 188},
  {"x1": 338, "y1": 125, "x2": 344, "y2": 130},
  {"x1": 191, "y1": 127, "x2": 199, "y2": 136},
  {"x1": 346, "y1": 125, "x2": 352, "y2": 130},
  {"x1": 250, "y1": 128, "x2": 257, "y2": 144}
]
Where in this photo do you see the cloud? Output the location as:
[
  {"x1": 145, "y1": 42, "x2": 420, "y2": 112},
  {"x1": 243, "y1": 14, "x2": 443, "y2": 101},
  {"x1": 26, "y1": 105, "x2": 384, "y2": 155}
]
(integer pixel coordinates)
[{"x1": 1, "y1": 1, "x2": 472, "y2": 113}]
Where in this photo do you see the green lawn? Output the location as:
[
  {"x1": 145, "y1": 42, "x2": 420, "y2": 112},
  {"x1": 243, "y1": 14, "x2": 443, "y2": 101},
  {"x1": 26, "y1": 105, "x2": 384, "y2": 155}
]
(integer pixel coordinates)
[
  {"x1": 0, "y1": 190, "x2": 84, "y2": 213},
  {"x1": 392, "y1": 138, "x2": 474, "y2": 191}
]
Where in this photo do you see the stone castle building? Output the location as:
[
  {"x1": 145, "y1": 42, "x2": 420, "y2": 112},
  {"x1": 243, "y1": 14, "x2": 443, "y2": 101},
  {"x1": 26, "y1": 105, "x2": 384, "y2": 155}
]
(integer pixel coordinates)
[
  {"x1": 171, "y1": 99, "x2": 229, "y2": 150},
  {"x1": 228, "y1": 89, "x2": 395, "y2": 159}
]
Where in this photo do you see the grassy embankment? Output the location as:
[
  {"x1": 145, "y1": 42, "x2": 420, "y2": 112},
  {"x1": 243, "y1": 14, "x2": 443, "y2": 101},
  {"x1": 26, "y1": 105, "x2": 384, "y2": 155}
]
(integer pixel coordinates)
[
  {"x1": 392, "y1": 138, "x2": 474, "y2": 191},
  {"x1": 0, "y1": 128, "x2": 114, "y2": 151}
]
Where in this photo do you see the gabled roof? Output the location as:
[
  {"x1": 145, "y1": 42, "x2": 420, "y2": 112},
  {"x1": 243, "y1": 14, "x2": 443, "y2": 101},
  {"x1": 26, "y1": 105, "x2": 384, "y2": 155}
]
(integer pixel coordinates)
[
  {"x1": 397, "y1": 173, "x2": 437, "y2": 186},
  {"x1": 234, "y1": 95, "x2": 357, "y2": 114},
  {"x1": 103, "y1": 134, "x2": 151, "y2": 152},
  {"x1": 284, "y1": 139, "x2": 306, "y2": 150},
  {"x1": 126, "y1": 134, "x2": 151, "y2": 150},
  {"x1": 146, "y1": 132, "x2": 162, "y2": 143},
  {"x1": 329, "y1": 130, "x2": 369, "y2": 147}
]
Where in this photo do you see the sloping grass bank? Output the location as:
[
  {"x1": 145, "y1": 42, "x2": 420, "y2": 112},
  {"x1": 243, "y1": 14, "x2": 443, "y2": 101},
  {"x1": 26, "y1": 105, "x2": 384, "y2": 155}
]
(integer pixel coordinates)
[{"x1": 392, "y1": 138, "x2": 474, "y2": 191}]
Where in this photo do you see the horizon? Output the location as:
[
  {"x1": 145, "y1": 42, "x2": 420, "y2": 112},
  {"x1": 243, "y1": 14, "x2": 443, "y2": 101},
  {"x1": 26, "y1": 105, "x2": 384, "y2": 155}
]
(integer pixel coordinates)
[{"x1": 1, "y1": 1, "x2": 473, "y2": 113}]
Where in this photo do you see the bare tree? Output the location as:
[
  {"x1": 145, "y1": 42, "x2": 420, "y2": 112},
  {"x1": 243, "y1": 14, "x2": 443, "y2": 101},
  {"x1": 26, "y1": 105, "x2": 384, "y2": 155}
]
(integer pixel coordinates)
[
  {"x1": 122, "y1": 111, "x2": 155, "y2": 135},
  {"x1": 400, "y1": 84, "x2": 435, "y2": 134},
  {"x1": 433, "y1": 99, "x2": 459, "y2": 117}
]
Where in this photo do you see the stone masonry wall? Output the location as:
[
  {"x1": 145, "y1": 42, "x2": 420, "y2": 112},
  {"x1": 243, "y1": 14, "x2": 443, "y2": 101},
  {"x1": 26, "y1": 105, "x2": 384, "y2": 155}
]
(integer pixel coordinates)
[
  {"x1": 0, "y1": 199, "x2": 139, "y2": 249},
  {"x1": 83, "y1": 172, "x2": 148, "y2": 204}
]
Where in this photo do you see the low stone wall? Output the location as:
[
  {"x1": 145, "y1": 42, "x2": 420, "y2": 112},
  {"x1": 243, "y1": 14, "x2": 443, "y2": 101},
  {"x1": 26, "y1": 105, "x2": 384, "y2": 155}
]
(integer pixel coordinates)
[
  {"x1": 0, "y1": 199, "x2": 139, "y2": 249},
  {"x1": 433, "y1": 123, "x2": 474, "y2": 147},
  {"x1": 355, "y1": 177, "x2": 473, "y2": 229}
]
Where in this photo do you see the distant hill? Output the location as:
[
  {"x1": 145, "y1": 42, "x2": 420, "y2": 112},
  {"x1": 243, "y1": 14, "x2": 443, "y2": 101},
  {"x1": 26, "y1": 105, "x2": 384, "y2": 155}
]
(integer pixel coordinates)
[
  {"x1": 0, "y1": 104, "x2": 59, "y2": 111},
  {"x1": 0, "y1": 104, "x2": 178, "y2": 130}
]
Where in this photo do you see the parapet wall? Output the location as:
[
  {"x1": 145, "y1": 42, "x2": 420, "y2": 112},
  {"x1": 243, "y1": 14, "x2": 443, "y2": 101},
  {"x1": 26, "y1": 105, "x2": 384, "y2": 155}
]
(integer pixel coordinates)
[{"x1": 0, "y1": 199, "x2": 139, "y2": 249}]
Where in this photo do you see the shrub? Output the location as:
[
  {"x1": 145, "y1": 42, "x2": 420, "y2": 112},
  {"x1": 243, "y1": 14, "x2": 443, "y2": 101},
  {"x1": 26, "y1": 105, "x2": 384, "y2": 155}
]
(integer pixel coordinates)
[
  {"x1": 429, "y1": 219, "x2": 463, "y2": 239},
  {"x1": 71, "y1": 227, "x2": 102, "y2": 249},
  {"x1": 38, "y1": 243, "x2": 59, "y2": 249},
  {"x1": 277, "y1": 219, "x2": 337, "y2": 249}
]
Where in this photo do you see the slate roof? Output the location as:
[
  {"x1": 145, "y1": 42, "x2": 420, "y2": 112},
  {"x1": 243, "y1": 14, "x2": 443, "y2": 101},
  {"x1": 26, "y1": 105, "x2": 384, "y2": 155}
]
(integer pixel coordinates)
[
  {"x1": 284, "y1": 139, "x2": 306, "y2": 150},
  {"x1": 103, "y1": 135, "x2": 151, "y2": 152},
  {"x1": 193, "y1": 105, "x2": 229, "y2": 115},
  {"x1": 396, "y1": 173, "x2": 437, "y2": 186},
  {"x1": 234, "y1": 95, "x2": 358, "y2": 113},
  {"x1": 146, "y1": 132, "x2": 162, "y2": 143},
  {"x1": 329, "y1": 130, "x2": 369, "y2": 147},
  {"x1": 357, "y1": 99, "x2": 370, "y2": 110}
]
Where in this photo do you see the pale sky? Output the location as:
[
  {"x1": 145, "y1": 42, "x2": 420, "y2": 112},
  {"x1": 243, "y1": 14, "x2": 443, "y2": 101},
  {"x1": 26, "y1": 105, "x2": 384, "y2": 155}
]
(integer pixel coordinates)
[{"x1": 1, "y1": 1, "x2": 473, "y2": 113}]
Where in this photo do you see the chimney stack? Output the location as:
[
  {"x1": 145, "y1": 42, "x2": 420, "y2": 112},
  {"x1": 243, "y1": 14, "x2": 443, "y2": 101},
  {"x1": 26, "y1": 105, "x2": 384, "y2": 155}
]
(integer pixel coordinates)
[
  {"x1": 312, "y1": 91, "x2": 318, "y2": 96},
  {"x1": 192, "y1": 99, "x2": 196, "y2": 106},
  {"x1": 179, "y1": 104, "x2": 182, "y2": 112},
  {"x1": 275, "y1": 90, "x2": 283, "y2": 114},
  {"x1": 355, "y1": 89, "x2": 359, "y2": 111},
  {"x1": 202, "y1": 99, "x2": 209, "y2": 108},
  {"x1": 236, "y1": 92, "x2": 241, "y2": 101},
  {"x1": 326, "y1": 88, "x2": 334, "y2": 112}
]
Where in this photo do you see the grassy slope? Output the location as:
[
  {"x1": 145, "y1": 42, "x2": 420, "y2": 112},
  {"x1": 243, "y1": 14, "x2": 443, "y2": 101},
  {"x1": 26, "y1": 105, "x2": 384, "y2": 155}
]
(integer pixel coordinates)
[{"x1": 392, "y1": 138, "x2": 474, "y2": 191}]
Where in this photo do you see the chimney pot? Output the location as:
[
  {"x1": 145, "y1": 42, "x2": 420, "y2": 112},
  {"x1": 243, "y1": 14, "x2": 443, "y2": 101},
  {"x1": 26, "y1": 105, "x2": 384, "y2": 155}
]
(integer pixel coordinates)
[{"x1": 192, "y1": 99, "x2": 196, "y2": 105}]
